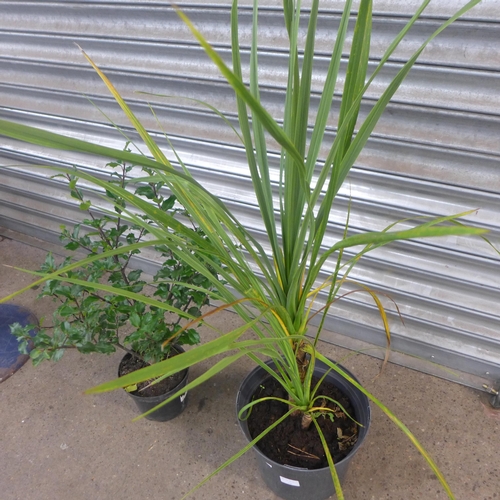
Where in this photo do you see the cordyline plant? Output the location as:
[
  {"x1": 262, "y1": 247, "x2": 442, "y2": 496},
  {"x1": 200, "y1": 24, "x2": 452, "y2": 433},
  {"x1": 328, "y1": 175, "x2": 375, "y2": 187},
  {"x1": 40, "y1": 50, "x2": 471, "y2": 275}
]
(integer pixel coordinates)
[{"x1": 0, "y1": 0, "x2": 485, "y2": 498}]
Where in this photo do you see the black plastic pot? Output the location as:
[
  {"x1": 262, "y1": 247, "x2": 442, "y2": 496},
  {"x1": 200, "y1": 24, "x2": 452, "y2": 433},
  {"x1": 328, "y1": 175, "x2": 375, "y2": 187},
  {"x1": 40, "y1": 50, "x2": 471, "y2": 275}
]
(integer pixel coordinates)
[
  {"x1": 118, "y1": 350, "x2": 189, "y2": 422},
  {"x1": 236, "y1": 358, "x2": 371, "y2": 500}
]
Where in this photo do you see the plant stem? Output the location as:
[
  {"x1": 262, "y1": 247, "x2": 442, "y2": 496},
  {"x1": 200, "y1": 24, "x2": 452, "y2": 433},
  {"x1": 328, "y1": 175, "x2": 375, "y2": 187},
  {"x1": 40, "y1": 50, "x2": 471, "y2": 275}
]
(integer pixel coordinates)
[{"x1": 115, "y1": 342, "x2": 148, "y2": 364}]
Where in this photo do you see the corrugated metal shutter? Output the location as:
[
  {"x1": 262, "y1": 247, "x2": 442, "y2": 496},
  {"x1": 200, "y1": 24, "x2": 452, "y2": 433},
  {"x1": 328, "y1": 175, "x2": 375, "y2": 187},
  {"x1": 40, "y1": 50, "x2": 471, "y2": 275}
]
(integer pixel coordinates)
[{"x1": 1, "y1": 1, "x2": 499, "y2": 385}]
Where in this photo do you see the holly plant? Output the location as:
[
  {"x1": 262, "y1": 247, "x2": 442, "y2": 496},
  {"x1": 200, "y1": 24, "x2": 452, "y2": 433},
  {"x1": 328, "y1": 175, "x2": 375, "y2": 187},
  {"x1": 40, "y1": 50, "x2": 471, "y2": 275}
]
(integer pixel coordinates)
[{"x1": 11, "y1": 155, "x2": 218, "y2": 366}]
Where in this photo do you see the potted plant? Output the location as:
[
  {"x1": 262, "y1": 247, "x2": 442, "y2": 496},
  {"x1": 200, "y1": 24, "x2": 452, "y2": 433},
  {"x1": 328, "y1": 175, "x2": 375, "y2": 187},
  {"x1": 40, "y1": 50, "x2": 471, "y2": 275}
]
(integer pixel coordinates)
[
  {"x1": 10, "y1": 158, "x2": 218, "y2": 421},
  {"x1": 0, "y1": 0, "x2": 486, "y2": 498}
]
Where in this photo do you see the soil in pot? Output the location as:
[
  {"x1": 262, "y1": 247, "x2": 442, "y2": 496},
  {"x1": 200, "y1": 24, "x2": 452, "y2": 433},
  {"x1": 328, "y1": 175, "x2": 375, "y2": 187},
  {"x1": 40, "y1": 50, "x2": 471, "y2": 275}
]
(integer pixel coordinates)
[
  {"x1": 247, "y1": 375, "x2": 358, "y2": 469},
  {"x1": 118, "y1": 352, "x2": 187, "y2": 398}
]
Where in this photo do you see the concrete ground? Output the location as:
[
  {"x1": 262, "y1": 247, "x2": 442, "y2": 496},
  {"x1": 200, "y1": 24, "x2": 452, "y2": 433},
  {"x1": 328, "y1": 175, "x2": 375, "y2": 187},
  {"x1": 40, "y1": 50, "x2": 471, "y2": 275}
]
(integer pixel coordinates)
[{"x1": 1, "y1": 234, "x2": 499, "y2": 500}]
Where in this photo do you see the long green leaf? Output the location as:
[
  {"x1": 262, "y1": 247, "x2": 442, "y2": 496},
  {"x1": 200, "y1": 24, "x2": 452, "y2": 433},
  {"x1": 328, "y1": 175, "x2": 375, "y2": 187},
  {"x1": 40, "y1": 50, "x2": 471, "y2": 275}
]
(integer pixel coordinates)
[
  {"x1": 311, "y1": 221, "x2": 487, "y2": 288},
  {"x1": 335, "y1": 0, "x2": 372, "y2": 160},
  {"x1": 312, "y1": 418, "x2": 343, "y2": 500},
  {"x1": 132, "y1": 350, "x2": 250, "y2": 421},
  {"x1": 231, "y1": 0, "x2": 285, "y2": 283},
  {"x1": 332, "y1": 0, "x2": 482, "y2": 195},
  {"x1": 78, "y1": 46, "x2": 170, "y2": 166},
  {"x1": 311, "y1": 349, "x2": 456, "y2": 499},
  {"x1": 305, "y1": 0, "x2": 353, "y2": 178},
  {"x1": 0, "y1": 123, "x2": 217, "y2": 206},
  {"x1": 181, "y1": 406, "x2": 296, "y2": 499},
  {"x1": 135, "y1": 91, "x2": 244, "y2": 144},
  {"x1": 86, "y1": 316, "x2": 263, "y2": 393},
  {"x1": 175, "y1": 4, "x2": 304, "y2": 171},
  {"x1": 22, "y1": 273, "x2": 201, "y2": 319},
  {"x1": 0, "y1": 239, "x2": 163, "y2": 304}
]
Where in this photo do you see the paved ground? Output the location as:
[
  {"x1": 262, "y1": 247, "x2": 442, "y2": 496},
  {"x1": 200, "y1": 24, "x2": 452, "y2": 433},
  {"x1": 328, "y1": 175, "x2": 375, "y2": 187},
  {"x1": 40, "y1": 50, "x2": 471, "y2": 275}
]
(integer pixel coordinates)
[{"x1": 1, "y1": 235, "x2": 499, "y2": 500}]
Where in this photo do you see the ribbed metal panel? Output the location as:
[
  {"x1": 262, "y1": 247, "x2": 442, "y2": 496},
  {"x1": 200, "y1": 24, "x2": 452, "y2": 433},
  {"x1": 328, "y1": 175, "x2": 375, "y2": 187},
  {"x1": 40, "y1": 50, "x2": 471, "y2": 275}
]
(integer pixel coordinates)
[{"x1": 1, "y1": 1, "x2": 499, "y2": 385}]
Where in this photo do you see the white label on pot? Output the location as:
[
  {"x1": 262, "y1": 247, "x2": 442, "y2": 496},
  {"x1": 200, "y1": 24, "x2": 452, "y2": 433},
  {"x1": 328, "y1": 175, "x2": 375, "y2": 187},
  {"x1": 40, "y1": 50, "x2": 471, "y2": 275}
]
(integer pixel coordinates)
[
  {"x1": 280, "y1": 476, "x2": 300, "y2": 487},
  {"x1": 266, "y1": 462, "x2": 273, "y2": 468},
  {"x1": 180, "y1": 392, "x2": 188, "y2": 403}
]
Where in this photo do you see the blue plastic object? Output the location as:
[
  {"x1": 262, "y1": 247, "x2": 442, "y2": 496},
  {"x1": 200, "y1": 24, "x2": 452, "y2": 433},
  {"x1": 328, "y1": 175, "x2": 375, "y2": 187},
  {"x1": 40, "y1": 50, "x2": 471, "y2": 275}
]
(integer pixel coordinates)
[{"x1": 0, "y1": 304, "x2": 37, "y2": 382}]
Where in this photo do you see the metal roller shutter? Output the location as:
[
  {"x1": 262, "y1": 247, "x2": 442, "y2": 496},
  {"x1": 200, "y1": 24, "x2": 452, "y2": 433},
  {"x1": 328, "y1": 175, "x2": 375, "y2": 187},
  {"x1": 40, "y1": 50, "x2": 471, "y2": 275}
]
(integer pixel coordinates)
[{"x1": 1, "y1": 1, "x2": 499, "y2": 386}]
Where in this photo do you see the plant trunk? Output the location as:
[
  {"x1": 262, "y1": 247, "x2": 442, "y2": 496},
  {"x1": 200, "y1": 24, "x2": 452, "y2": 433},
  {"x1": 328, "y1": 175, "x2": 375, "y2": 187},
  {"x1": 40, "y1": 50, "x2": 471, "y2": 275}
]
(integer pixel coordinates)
[
  {"x1": 301, "y1": 412, "x2": 313, "y2": 429},
  {"x1": 295, "y1": 341, "x2": 309, "y2": 382},
  {"x1": 289, "y1": 342, "x2": 313, "y2": 428}
]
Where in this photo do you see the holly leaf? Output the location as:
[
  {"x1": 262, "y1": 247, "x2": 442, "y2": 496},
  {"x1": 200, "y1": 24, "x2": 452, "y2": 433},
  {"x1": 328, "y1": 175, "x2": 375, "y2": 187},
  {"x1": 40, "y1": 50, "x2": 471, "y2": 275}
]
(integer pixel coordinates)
[
  {"x1": 135, "y1": 185, "x2": 155, "y2": 199},
  {"x1": 130, "y1": 313, "x2": 141, "y2": 327}
]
